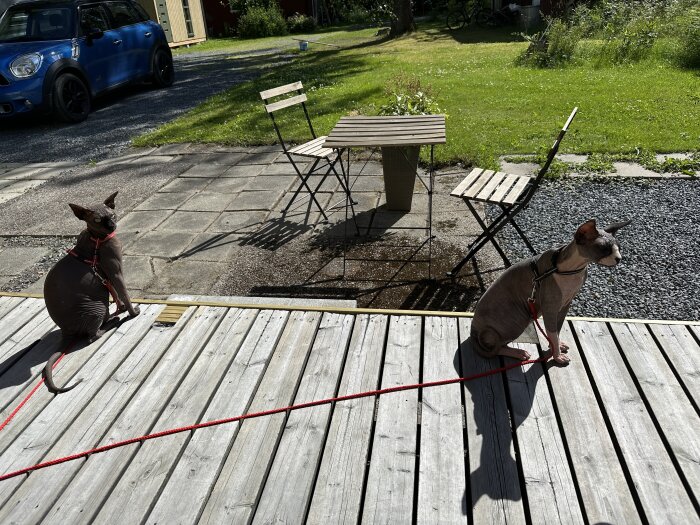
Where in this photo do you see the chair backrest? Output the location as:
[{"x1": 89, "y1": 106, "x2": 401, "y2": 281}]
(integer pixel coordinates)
[
  {"x1": 536, "y1": 107, "x2": 578, "y2": 180},
  {"x1": 260, "y1": 81, "x2": 316, "y2": 153},
  {"x1": 514, "y1": 107, "x2": 577, "y2": 209}
]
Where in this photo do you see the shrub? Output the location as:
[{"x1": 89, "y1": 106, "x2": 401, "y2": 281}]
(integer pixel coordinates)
[
  {"x1": 287, "y1": 12, "x2": 317, "y2": 33},
  {"x1": 378, "y1": 74, "x2": 442, "y2": 116},
  {"x1": 676, "y1": 6, "x2": 700, "y2": 68},
  {"x1": 517, "y1": 18, "x2": 581, "y2": 68},
  {"x1": 598, "y1": 15, "x2": 659, "y2": 64},
  {"x1": 237, "y1": 5, "x2": 287, "y2": 38}
]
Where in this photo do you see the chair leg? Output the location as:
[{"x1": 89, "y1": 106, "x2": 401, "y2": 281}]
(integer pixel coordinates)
[
  {"x1": 283, "y1": 156, "x2": 328, "y2": 220},
  {"x1": 499, "y1": 204, "x2": 536, "y2": 255},
  {"x1": 337, "y1": 153, "x2": 360, "y2": 236},
  {"x1": 446, "y1": 202, "x2": 512, "y2": 279}
]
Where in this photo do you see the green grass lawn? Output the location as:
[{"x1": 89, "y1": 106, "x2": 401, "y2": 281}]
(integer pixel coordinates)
[{"x1": 137, "y1": 22, "x2": 700, "y2": 168}]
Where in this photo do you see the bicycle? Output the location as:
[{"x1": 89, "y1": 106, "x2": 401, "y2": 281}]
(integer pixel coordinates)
[{"x1": 446, "y1": 0, "x2": 484, "y2": 31}]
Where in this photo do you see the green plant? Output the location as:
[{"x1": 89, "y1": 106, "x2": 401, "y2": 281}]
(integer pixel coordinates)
[
  {"x1": 517, "y1": 18, "x2": 581, "y2": 68},
  {"x1": 237, "y1": 5, "x2": 287, "y2": 38},
  {"x1": 378, "y1": 74, "x2": 443, "y2": 116},
  {"x1": 676, "y1": 6, "x2": 700, "y2": 68},
  {"x1": 287, "y1": 12, "x2": 317, "y2": 33}
]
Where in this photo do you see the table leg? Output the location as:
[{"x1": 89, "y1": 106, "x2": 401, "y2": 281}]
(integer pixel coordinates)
[{"x1": 381, "y1": 146, "x2": 420, "y2": 211}]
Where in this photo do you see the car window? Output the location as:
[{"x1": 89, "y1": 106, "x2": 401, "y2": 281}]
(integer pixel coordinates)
[
  {"x1": 0, "y1": 4, "x2": 75, "y2": 42},
  {"x1": 79, "y1": 4, "x2": 110, "y2": 34},
  {"x1": 104, "y1": 1, "x2": 141, "y2": 28}
]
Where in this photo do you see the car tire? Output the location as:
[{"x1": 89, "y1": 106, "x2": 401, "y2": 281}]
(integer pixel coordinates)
[
  {"x1": 52, "y1": 73, "x2": 91, "y2": 123},
  {"x1": 152, "y1": 48, "x2": 174, "y2": 87}
]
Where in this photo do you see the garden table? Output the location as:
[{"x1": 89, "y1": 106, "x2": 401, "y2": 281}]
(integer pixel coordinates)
[{"x1": 324, "y1": 114, "x2": 446, "y2": 211}]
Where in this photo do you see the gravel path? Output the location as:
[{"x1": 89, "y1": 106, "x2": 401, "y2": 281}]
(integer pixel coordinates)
[{"x1": 492, "y1": 177, "x2": 700, "y2": 321}]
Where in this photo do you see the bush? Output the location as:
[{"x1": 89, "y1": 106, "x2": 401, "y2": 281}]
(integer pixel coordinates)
[
  {"x1": 378, "y1": 74, "x2": 442, "y2": 116},
  {"x1": 517, "y1": 18, "x2": 581, "y2": 68},
  {"x1": 598, "y1": 15, "x2": 659, "y2": 64},
  {"x1": 677, "y1": 6, "x2": 700, "y2": 68},
  {"x1": 287, "y1": 12, "x2": 317, "y2": 33},
  {"x1": 237, "y1": 5, "x2": 287, "y2": 38}
]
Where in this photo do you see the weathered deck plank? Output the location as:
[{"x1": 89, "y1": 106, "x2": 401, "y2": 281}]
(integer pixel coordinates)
[
  {"x1": 610, "y1": 322, "x2": 700, "y2": 506},
  {"x1": 0, "y1": 296, "x2": 25, "y2": 322},
  {"x1": 39, "y1": 306, "x2": 230, "y2": 523},
  {"x1": 361, "y1": 315, "x2": 422, "y2": 524},
  {"x1": 0, "y1": 305, "x2": 162, "y2": 508},
  {"x1": 252, "y1": 313, "x2": 356, "y2": 524},
  {"x1": 94, "y1": 307, "x2": 260, "y2": 523},
  {"x1": 0, "y1": 298, "x2": 46, "y2": 347},
  {"x1": 572, "y1": 320, "x2": 699, "y2": 524},
  {"x1": 0, "y1": 306, "x2": 193, "y2": 524},
  {"x1": 536, "y1": 322, "x2": 639, "y2": 523},
  {"x1": 417, "y1": 316, "x2": 467, "y2": 524},
  {"x1": 505, "y1": 342, "x2": 584, "y2": 525},
  {"x1": 648, "y1": 324, "x2": 700, "y2": 407},
  {"x1": 458, "y1": 317, "x2": 526, "y2": 525},
  {"x1": 306, "y1": 314, "x2": 388, "y2": 525},
  {"x1": 149, "y1": 310, "x2": 310, "y2": 525}
]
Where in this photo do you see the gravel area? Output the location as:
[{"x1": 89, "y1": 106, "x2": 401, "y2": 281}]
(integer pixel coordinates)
[{"x1": 491, "y1": 177, "x2": 700, "y2": 321}]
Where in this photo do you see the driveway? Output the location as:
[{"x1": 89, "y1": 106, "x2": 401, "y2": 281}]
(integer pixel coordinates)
[{"x1": 0, "y1": 49, "x2": 284, "y2": 164}]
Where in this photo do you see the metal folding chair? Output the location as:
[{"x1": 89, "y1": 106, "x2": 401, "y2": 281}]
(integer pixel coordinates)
[
  {"x1": 260, "y1": 81, "x2": 356, "y2": 222},
  {"x1": 447, "y1": 107, "x2": 578, "y2": 279}
]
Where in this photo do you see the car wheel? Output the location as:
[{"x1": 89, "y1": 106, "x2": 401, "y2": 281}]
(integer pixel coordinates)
[
  {"x1": 152, "y1": 48, "x2": 174, "y2": 87},
  {"x1": 52, "y1": 73, "x2": 91, "y2": 123}
]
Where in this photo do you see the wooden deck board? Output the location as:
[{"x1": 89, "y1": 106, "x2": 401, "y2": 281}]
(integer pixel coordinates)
[
  {"x1": 459, "y1": 317, "x2": 526, "y2": 524},
  {"x1": 572, "y1": 320, "x2": 699, "y2": 524},
  {"x1": 0, "y1": 297, "x2": 696, "y2": 524},
  {"x1": 306, "y1": 314, "x2": 387, "y2": 525},
  {"x1": 361, "y1": 315, "x2": 422, "y2": 523},
  {"x1": 506, "y1": 341, "x2": 584, "y2": 525}
]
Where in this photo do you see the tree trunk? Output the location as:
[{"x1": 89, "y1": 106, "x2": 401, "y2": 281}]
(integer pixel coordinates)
[{"x1": 389, "y1": 0, "x2": 415, "y2": 37}]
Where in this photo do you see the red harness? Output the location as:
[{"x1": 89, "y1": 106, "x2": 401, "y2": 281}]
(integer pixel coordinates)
[{"x1": 67, "y1": 230, "x2": 122, "y2": 311}]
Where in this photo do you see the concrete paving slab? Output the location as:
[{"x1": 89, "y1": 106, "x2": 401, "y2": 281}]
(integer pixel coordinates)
[
  {"x1": 184, "y1": 153, "x2": 245, "y2": 165},
  {"x1": 499, "y1": 162, "x2": 539, "y2": 176},
  {"x1": 154, "y1": 144, "x2": 194, "y2": 155},
  {"x1": 159, "y1": 177, "x2": 212, "y2": 193},
  {"x1": 0, "y1": 275, "x2": 13, "y2": 287},
  {"x1": 207, "y1": 210, "x2": 268, "y2": 234},
  {"x1": 226, "y1": 190, "x2": 284, "y2": 211},
  {"x1": 0, "y1": 192, "x2": 25, "y2": 205},
  {"x1": 124, "y1": 231, "x2": 198, "y2": 258},
  {"x1": 118, "y1": 210, "x2": 171, "y2": 233},
  {"x1": 350, "y1": 175, "x2": 385, "y2": 192},
  {"x1": 238, "y1": 152, "x2": 281, "y2": 165},
  {"x1": 146, "y1": 259, "x2": 227, "y2": 294},
  {"x1": 557, "y1": 154, "x2": 588, "y2": 164},
  {"x1": 135, "y1": 192, "x2": 193, "y2": 211},
  {"x1": 158, "y1": 211, "x2": 219, "y2": 232},
  {"x1": 178, "y1": 232, "x2": 241, "y2": 261},
  {"x1": 179, "y1": 192, "x2": 237, "y2": 212},
  {"x1": 23, "y1": 273, "x2": 46, "y2": 294},
  {"x1": 122, "y1": 255, "x2": 155, "y2": 290},
  {"x1": 3, "y1": 180, "x2": 45, "y2": 193},
  {"x1": 205, "y1": 177, "x2": 251, "y2": 193},
  {"x1": 2, "y1": 166, "x2": 52, "y2": 179},
  {"x1": 180, "y1": 164, "x2": 229, "y2": 178},
  {"x1": 0, "y1": 180, "x2": 13, "y2": 189},
  {"x1": 260, "y1": 162, "x2": 305, "y2": 176},
  {"x1": 127, "y1": 155, "x2": 176, "y2": 165},
  {"x1": 222, "y1": 164, "x2": 265, "y2": 178},
  {"x1": 0, "y1": 247, "x2": 49, "y2": 276},
  {"x1": 243, "y1": 175, "x2": 296, "y2": 192},
  {"x1": 612, "y1": 162, "x2": 666, "y2": 178}
]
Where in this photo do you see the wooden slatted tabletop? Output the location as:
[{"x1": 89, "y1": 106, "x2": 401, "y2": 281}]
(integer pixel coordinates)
[
  {"x1": 0, "y1": 295, "x2": 698, "y2": 524},
  {"x1": 323, "y1": 115, "x2": 446, "y2": 148}
]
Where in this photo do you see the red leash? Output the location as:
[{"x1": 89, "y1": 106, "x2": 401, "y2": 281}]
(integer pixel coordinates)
[
  {"x1": 0, "y1": 354, "x2": 548, "y2": 482},
  {"x1": 0, "y1": 340, "x2": 77, "y2": 433}
]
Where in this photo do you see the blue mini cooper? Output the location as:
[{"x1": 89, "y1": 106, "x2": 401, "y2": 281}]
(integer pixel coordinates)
[{"x1": 0, "y1": 0, "x2": 173, "y2": 122}]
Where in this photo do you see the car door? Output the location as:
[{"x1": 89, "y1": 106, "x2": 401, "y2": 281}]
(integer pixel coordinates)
[
  {"x1": 77, "y1": 3, "x2": 123, "y2": 92},
  {"x1": 103, "y1": 1, "x2": 151, "y2": 80}
]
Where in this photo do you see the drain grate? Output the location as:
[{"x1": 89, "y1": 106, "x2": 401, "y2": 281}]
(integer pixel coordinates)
[{"x1": 154, "y1": 305, "x2": 189, "y2": 325}]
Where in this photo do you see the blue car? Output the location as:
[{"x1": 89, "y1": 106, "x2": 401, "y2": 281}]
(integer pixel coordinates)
[{"x1": 0, "y1": 0, "x2": 173, "y2": 122}]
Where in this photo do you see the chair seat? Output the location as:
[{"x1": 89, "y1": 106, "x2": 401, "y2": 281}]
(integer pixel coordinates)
[
  {"x1": 288, "y1": 136, "x2": 335, "y2": 159},
  {"x1": 450, "y1": 167, "x2": 531, "y2": 205}
]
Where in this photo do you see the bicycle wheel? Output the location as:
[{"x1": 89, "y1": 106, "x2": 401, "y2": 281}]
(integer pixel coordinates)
[{"x1": 447, "y1": 10, "x2": 466, "y2": 30}]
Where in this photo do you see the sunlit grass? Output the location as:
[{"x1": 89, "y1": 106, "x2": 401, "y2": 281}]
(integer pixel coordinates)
[{"x1": 138, "y1": 22, "x2": 700, "y2": 167}]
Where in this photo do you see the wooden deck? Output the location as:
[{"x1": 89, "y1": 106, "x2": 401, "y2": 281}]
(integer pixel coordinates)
[{"x1": 0, "y1": 295, "x2": 698, "y2": 524}]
